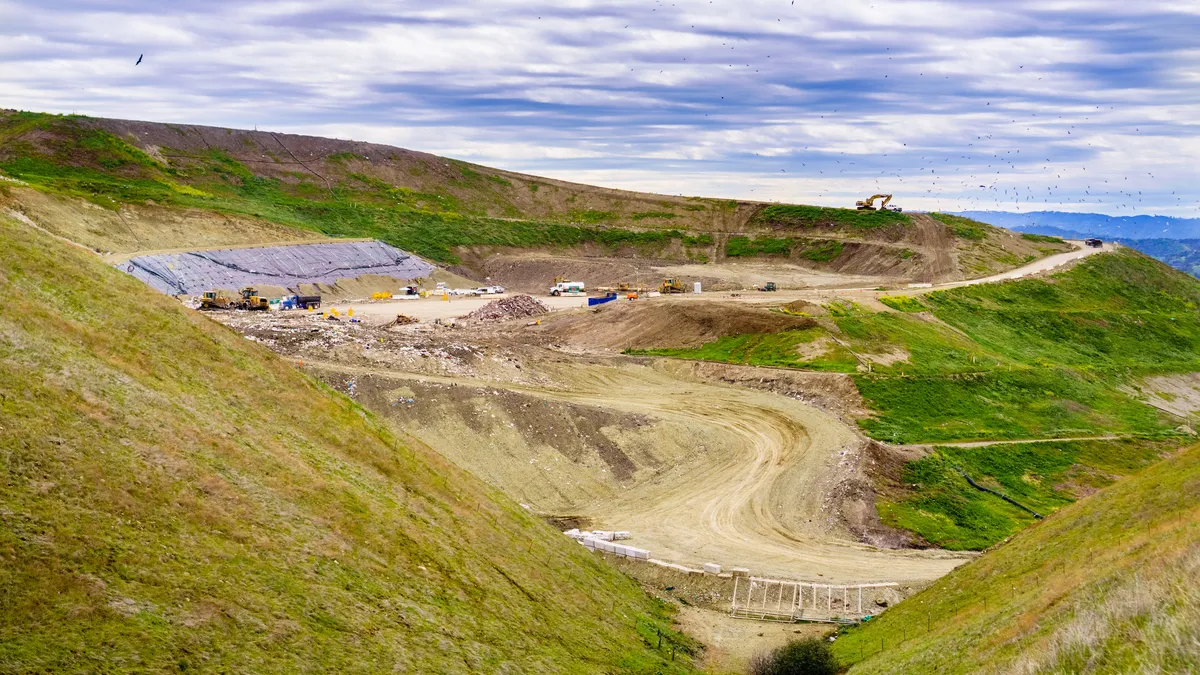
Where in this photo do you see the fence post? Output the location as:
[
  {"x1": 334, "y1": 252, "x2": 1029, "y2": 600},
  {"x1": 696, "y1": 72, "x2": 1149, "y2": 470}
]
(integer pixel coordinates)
[{"x1": 731, "y1": 576, "x2": 740, "y2": 615}]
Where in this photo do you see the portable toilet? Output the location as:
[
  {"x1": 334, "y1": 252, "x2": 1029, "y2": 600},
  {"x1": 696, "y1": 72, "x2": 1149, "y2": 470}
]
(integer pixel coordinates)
[{"x1": 693, "y1": 282, "x2": 702, "y2": 294}]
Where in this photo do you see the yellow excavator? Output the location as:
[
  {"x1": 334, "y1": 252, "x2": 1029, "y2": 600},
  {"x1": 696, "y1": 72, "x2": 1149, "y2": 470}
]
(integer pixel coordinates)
[{"x1": 855, "y1": 194, "x2": 902, "y2": 212}]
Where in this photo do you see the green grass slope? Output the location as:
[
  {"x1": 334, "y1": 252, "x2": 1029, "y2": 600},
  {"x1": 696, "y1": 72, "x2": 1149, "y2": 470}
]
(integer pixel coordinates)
[
  {"x1": 640, "y1": 249, "x2": 1200, "y2": 445},
  {"x1": 0, "y1": 110, "x2": 1059, "y2": 280},
  {"x1": 0, "y1": 214, "x2": 697, "y2": 673},
  {"x1": 877, "y1": 438, "x2": 1178, "y2": 550},
  {"x1": 832, "y1": 442, "x2": 1200, "y2": 674},
  {"x1": 634, "y1": 250, "x2": 1199, "y2": 549}
]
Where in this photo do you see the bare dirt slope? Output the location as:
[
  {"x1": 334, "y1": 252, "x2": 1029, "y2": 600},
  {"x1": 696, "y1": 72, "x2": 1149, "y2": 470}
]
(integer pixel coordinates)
[
  {"x1": 910, "y1": 213, "x2": 958, "y2": 283},
  {"x1": 534, "y1": 301, "x2": 815, "y2": 351},
  {"x1": 305, "y1": 356, "x2": 973, "y2": 585},
  {"x1": 467, "y1": 251, "x2": 894, "y2": 293}
]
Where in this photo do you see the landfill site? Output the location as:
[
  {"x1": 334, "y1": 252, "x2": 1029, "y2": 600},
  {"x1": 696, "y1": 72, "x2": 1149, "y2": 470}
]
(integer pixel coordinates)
[{"x1": 121, "y1": 235, "x2": 1108, "y2": 626}]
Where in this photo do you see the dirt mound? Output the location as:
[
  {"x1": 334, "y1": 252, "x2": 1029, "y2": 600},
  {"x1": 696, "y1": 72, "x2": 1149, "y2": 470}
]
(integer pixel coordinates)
[
  {"x1": 782, "y1": 299, "x2": 822, "y2": 315},
  {"x1": 466, "y1": 294, "x2": 549, "y2": 321},
  {"x1": 539, "y1": 301, "x2": 815, "y2": 351}
]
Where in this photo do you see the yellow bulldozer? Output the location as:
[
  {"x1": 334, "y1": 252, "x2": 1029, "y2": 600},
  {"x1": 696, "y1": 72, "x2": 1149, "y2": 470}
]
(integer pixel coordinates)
[
  {"x1": 855, "y1": 194, "x2": 903, "y2": 212},
  {"x1": 201, "y1": 287, "x2": 270, "y2": 310},
  {"x1": 238, "y1": 287, "x2": 270, "y2": 311},
  {"x1": 660, "y1": 278, "x2": 685, "y2": 294},
  {"x1": 199, "y1": 290, "x2": 236, "y2": 310}
]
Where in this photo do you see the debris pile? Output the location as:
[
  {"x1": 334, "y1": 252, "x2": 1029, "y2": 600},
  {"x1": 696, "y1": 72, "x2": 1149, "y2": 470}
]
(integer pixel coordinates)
[
  {"x1": 384, "y1": 314, "x2": 418, "y2": 328},
  {"x1": 466, "y1": 294, "x2": 549, "y2": 322}
]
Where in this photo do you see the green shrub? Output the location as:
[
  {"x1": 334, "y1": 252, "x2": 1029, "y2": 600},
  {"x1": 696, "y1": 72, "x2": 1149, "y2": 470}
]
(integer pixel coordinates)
[
  {"x1": 878, "y1": 295, "x2": 926, "y2": 312},
  {"x1": 930, "y1": 212, "x2": 989, "y2": 241},
  {"x1": 749, "y1": 638, "x2": 839, "y2": 675},
  {"x1": 726, "y1": 235, "x2": 793, "y2": 257},
  {"x1": 1021, "y1": 232, "x2": 1064, "y2": 244},
  {"x1": 798, "y1": 239, "x2": 844, "y2": 262},
  {"x1": 751, "y1": 204, "x2": 909, "y2": 230}
]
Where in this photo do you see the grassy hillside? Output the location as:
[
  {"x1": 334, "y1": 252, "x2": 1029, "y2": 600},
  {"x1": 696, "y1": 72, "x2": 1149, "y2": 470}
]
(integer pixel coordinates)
[
  {"x1": 0, "y1": 214, "x2": 698, "y2": 673},
  {"x1": 635, "y1": 249, "x2": 1199, "y2": 549},
  {"x1": 832, "y1": 442, "x2": 1200, "y2": 674},
  {"x1": 0, "y1": 110, "x2": 1060, "y2": 280},
  {"x1": 639, "y1": 248, "x2": 1199, "y2": 444},
  {"x1": 876, "y1": 437, "x2": 1178, "y2": 550}
]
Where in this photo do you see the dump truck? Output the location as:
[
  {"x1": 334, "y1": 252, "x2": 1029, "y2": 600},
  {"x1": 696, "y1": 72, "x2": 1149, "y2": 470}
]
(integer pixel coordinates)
[
  {"x1": 293, "y1": 293, "x2": 322, "y2": 309},
  {"x1": 660, "y1": 278, "x2": 685, "y2": 294}
]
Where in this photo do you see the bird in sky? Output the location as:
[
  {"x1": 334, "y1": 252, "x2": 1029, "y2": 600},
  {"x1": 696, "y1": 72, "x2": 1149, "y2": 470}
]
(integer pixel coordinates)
[{"x1": 135, "y1": 54, "x2": 143, "y2": 65}]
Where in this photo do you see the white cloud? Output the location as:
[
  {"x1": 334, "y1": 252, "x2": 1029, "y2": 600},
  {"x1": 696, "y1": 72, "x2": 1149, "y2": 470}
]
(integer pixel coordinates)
[{"x1": 1, "y1": 0, "x2": 1198, "y2": 218}]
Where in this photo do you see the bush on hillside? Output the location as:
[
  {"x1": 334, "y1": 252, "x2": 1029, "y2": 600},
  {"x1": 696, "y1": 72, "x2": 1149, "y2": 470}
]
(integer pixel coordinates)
[{"x1": 747, "y1": 637, "x2": 839, "y2": 675}]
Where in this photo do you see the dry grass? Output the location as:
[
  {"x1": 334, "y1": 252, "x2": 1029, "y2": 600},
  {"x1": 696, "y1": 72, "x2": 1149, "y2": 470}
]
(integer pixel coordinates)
[
  {"x1": 0, "y1": 214, "x2": 698, "y2": 673},
  {"x1": 832, "y1": 442, "x2": 1200, "y2": 674}
]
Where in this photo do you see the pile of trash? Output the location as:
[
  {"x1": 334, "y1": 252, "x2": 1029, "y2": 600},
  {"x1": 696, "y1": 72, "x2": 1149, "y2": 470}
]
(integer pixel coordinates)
[
  {"x1": 383, "y1": 314, "x2": 418, "y2": 328},
  {"x1": 465, "y1": 294, "x2": 550, "y2": 322}
]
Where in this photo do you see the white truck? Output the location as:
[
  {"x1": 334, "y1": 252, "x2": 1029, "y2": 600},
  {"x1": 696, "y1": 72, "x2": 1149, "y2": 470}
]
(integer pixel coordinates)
[{"x1": 549, "y1": 281, "x2": 585, "y2": 296}]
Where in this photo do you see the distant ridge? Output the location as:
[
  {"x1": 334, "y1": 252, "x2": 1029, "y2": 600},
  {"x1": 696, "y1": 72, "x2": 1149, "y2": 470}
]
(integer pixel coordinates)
[
  {"x1": 956, "y1": 210, "x2": 1200, "y2": 239},
  {"x1": 959, "y1": 211, "x2": 1200, "y2": 277}
]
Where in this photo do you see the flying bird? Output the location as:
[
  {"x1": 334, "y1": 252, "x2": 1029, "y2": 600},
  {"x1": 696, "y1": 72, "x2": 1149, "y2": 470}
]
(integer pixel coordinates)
[{"x1": 135, "y1": 54, "x2": 143, "y2": 65}]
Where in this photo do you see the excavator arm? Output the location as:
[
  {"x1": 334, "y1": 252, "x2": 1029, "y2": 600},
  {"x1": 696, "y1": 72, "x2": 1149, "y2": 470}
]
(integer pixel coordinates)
[{"x1": 855, "y1": 194, "x2": 893, "y2": 210}]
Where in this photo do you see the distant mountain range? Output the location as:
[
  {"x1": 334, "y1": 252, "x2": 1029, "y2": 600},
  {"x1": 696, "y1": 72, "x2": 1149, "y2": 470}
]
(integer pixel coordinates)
[
  {"x1": 955, "y1": 211, "x2": 1200, "y2": 240},
  {"x1": 955, "y1": 211, "x2": 1200, "y2": 278}
]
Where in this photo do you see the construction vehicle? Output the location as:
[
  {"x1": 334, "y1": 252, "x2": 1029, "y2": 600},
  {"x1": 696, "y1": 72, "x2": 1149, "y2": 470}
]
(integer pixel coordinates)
[
  {"x1": 199, "y1": 290, "x2": 236, "y2": 310},
  {"x1": 660, "y1": 278, "x2": 685, "y2": 294},
  {"x1": 856, "y1": 194, "x2": 902, "y2": 211},
  {"x1": 238, "y1": 287, "x2": 270, "y2": 311},
  {"x1": 294, "y1": 293, "x2": 321, "y2": 310},
  {"x1": 550, "y1": 280, "x2": 586, "y2": 296},
  {"x1": 757, "y1": 282, "x2": 778, "y2": 292},
  {"x1": 617, "y1": 282, "x2": 633, "y2": 292}
]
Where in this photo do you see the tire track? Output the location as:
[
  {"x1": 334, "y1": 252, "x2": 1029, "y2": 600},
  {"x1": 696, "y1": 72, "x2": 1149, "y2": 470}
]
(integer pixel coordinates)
[{"x1": 306, "y1": 358, "x2": 974, "y2": 584}]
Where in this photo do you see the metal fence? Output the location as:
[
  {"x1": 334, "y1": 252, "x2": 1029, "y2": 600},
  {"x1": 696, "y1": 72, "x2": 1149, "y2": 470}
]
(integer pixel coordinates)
[{"x1": 731, "y1": 576, "x2": 899, "y2": 623}]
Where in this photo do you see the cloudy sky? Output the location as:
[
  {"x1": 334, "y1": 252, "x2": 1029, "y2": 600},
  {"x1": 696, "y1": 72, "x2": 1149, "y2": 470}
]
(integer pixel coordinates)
[{"x1": 2, "y1": 1, "x2": 1199, "y2": 217}]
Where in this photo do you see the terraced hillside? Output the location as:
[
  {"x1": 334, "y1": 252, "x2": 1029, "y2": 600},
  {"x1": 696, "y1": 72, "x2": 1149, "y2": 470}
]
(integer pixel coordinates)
[
  {"x1": 0, "y1": 214, "x2": 698, "y2": 673},
  {"x1": 632, "y1": 248, "x2": 1200, "y2": 548},
  {"x1": 832, "y1": 441, "x2": 1199, "y2": 674},
  {"x1": 0, "y1": 110, "x2": 1067, "y2": 286}
]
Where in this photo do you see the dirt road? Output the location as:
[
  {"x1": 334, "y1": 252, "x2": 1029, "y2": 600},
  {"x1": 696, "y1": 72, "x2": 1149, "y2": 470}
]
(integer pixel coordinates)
[
  {"x1": 308, "y1": 242, "x2": 1113, "y2": 326},
  {"x1": 641, "y1": 240, "x2": 1114, "y2": 308},
  {"x1": 308, "y1": 358, "x2": 973, "y2": 585}
]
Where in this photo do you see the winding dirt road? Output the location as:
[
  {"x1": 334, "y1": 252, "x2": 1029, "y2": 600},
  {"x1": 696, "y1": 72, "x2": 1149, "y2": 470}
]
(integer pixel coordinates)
[{"x1": 308, "y1": 358, "x2": 973, "y2": 585}]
